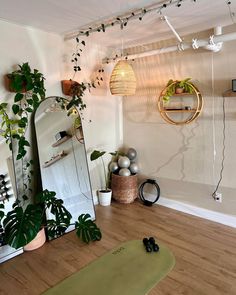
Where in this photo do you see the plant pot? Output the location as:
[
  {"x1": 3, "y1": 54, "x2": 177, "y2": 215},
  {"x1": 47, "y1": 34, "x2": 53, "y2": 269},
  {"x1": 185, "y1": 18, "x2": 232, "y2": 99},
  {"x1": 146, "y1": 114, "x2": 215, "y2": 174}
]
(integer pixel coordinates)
[
  {"x1": 61, "y1": 80, "x2": 77, "y2": 95},
  {"x1": 4, "y1": 75, "x2": 26, "y2": 93},
  {"x1": 175, "y1": 87, "x2": 184, "y2": 94},
  {"x1": 98, "y1": 189, "x2": 112, "y2": 206},
  {"x1": 23, "y1": 228, "x2": 46, "y2": 251},
  {"x1": 111, "y1": 173, "x2": 138, "y2": 204}
]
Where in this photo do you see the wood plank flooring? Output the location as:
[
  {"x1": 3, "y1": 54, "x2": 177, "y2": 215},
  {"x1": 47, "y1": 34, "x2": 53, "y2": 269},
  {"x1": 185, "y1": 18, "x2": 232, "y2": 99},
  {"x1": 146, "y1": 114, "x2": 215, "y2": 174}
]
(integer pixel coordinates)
[{"x1": 0, "y1": 200, "x2": 236, "y2": 295}]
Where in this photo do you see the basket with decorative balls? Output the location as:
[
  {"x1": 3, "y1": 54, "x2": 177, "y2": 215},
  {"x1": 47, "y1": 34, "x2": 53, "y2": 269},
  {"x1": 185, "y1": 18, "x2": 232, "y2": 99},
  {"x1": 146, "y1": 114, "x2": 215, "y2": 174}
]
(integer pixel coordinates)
[{"x1": 110, "y1": 148, "x2": 139, "y2": 204}]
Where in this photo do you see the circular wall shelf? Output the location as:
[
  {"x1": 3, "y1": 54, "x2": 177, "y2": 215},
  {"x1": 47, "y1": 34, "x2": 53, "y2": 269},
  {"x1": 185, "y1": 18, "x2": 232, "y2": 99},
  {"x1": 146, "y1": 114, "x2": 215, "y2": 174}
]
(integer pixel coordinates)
[{"x1": 157, "y1": 81, "x2": 203, "y2": 125}]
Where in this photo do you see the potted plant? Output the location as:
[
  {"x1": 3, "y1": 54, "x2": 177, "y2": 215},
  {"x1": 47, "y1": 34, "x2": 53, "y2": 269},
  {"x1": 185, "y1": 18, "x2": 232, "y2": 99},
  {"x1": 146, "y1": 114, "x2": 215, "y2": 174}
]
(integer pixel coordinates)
[
  {"x1": 162, "y1": 78, "x2": 194, "y2": 101},
  {"x1": 0, "y1": 189, "x2": 101, "y2": 250},
  {"x1": 90, "y1": 150, "x2": 112, "y2": 206}
]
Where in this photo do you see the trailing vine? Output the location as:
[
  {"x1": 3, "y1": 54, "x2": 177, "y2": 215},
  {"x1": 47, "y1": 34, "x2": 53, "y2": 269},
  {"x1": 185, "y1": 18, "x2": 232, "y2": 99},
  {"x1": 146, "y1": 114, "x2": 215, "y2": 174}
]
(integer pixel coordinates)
[
  {"x1": 0, "y1": 62, "x2": 46, "y2": 203},
  {"x1": 68, "y1": 38, "x2": 105, "y2": 116}
]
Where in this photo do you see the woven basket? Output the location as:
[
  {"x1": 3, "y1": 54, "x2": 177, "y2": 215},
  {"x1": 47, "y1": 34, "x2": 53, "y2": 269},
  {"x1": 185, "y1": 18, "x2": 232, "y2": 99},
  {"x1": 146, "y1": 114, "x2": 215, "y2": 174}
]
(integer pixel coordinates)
[
  {"x1": 109, "y1": 60, "x2": 136, "y2": 96},
  {"x1": 111, "y1": 173, "x2": 138, "y2": 204}
]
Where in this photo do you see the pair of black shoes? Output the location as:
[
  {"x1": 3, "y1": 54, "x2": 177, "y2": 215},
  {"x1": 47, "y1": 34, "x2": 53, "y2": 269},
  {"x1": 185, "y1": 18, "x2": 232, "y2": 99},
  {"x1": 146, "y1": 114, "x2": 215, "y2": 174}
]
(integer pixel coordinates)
[{"x1": 143, "y1": 237, "x2": 159, "y2": 253}]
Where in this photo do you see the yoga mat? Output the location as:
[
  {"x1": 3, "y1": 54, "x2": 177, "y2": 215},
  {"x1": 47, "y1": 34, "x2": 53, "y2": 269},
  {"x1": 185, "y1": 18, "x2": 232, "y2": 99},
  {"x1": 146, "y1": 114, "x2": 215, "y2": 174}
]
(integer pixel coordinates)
[{"x1": 42, "y1": 240, "x2": 175, "y2": 295}]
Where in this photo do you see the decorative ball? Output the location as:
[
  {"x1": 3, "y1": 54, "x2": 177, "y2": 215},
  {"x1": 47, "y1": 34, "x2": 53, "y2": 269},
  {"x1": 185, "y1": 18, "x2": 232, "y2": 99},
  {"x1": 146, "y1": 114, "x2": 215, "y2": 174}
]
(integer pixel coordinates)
[
  {"x1": 119, "y1": 168, "x2": 131, "y2": 177},
  {"x1": 127, "y1": 148, "x2": 137, "y2": 160},
  {"x1": 129, "y1": 163, "x2": 139, "y2": 174},
  {"x1": 109, "y1": 161, "x2": 119, "y2": 173},
  {"x1": 118, "y1": 156, "x2": 130, "y2": 168}
]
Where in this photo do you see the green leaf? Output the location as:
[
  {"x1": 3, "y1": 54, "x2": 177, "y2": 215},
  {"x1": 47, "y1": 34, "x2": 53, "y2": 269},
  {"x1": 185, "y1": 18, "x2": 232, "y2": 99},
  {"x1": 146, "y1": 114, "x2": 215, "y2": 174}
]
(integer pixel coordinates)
[
  {"x1": 35, "y1": 189, "x2": 56, "y2": 204},
  {"x1": 90, "y1": 150, "x2": 106, "y2": 161},
  {"x1": 0, "y1": 203, "x2": 5, "y2": 221},
  {"x1": 46, "y1": 219, "x2": 69, "y2": 239},
  {"x1": 14, "y1": 93, "x2": 24, "y2": 102},
  {"x1": 35, "y1": 190, "x2": 72, "y2": 234},
  {"x1": 75, "y1": 214, "x2": 102, "y2": 243},
  {"x1": 3, "y1": 204, "x2": 43, "y2": 249},
  {"x1": 12, "y1": 104, "x2": 20, "y2": 115}
]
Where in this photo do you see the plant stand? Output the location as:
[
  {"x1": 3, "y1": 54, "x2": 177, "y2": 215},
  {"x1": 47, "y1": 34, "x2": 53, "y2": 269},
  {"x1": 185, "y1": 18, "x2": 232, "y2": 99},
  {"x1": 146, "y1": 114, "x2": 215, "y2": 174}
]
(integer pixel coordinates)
[{"x1": 111, "y1": 174, "x2": 138, "y2": 204}]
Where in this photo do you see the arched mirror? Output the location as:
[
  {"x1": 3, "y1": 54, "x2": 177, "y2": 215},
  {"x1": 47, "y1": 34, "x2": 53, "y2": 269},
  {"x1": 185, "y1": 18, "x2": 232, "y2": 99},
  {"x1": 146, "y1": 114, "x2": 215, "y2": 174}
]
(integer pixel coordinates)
[
  {"x1": 34, "y1": 96, "x2": 95, "y2": 234},
  {"x1": 0, "y1": 138, "x2": 23, "y2": 262}
]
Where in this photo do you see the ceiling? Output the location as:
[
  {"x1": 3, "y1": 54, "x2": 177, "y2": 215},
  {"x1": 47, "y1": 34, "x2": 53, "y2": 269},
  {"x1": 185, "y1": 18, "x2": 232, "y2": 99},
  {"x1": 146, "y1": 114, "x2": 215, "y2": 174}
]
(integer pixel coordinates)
[{"x1": 0, "y1": 0, "x2": 236, "y2": 48}]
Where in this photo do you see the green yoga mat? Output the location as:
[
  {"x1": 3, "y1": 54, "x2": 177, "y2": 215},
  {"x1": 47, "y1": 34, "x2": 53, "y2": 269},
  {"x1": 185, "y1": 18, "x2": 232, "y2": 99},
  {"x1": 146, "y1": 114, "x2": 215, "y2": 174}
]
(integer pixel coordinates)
[{"x1": 42, "y1": 240, "x2": 175, "y2": 295}]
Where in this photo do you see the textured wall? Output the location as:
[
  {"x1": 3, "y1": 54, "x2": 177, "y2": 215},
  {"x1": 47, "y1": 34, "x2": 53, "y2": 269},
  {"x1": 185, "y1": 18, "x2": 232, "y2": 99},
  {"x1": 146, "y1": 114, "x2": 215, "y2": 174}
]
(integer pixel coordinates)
[{"x1": 123, "y1": 27, "x2": 236, "y2": 216}]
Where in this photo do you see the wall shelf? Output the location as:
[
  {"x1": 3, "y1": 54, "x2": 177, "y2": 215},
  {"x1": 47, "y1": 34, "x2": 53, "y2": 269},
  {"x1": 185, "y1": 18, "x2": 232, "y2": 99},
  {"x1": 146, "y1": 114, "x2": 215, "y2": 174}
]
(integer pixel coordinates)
[
  {"x1": 161, "y1": 109, "x2": 197, "y2": 113},
  {"x1": 223, "y1": 90, "x2": 236, "y2": 97},
  {"x1": 43, "y1": 152, "x2": 67, "y2": 168},
  {"x1": 52, "y1": 135, "x2": 71, "y2": 147},
  {"x1": 158, "y1": 81, "x2": 203, "y2": 125}
]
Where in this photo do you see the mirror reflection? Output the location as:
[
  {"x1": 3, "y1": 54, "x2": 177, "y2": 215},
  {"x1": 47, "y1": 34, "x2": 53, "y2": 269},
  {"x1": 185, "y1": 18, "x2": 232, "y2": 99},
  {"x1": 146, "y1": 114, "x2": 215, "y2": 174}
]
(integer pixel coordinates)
[
  {"x1": 0, "y1": 138, "x2": 23, "y2": 262},
  {"x1": 34, "y1": 96, "x2": 95, "y2": 231}
]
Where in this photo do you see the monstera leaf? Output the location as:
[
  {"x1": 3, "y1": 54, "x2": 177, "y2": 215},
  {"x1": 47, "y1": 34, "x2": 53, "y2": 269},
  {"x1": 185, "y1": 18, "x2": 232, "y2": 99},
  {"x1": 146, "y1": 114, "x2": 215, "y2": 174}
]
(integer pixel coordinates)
[
  {"x1": 0, "y1": 203, "x2": 4, "y2": 222},
  {"x1": 49, "y1": 199, "x2": 72, "y2": 226},
  {"x1": 3, "y1": 204, "x2": 43, "y2": 249},
  {"x1": 46, "y1": 219, "x2": 69, "y2": 239},
  {"x1": 75, "y1": 214, "x2": 102, "y2": 243},
  {"x1": 36, "y1": 189, "x2": 72, "y2": 239},
  {"x1": 35, "y1": 189, "x2": 56, "y2": 205}
]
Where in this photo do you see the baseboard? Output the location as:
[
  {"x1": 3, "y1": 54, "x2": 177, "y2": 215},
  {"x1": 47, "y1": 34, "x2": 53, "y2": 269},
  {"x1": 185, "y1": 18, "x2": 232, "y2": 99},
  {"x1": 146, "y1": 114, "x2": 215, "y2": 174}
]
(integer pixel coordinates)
[
  {"x1": 154, "y1": 195, "x2": 236, "y2": 228},
  {"x1": 0, "y1": 246, "x2": 23, "y2": 264}
]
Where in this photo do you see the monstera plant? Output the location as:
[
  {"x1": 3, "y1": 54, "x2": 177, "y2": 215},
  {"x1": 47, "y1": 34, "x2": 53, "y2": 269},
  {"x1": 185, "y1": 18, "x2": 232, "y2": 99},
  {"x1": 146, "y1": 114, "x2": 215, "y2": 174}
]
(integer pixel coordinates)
[{"x1": 2, "y1": 190, "x2": 101, "y2": 249}]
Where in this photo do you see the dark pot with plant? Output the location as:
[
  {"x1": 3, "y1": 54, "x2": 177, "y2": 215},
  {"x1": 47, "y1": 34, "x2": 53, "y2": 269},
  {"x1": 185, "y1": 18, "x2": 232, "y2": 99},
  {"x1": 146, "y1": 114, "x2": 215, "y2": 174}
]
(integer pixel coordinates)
[{"x1": 90, "y1": 150, "x2": 113, "y2": 206}]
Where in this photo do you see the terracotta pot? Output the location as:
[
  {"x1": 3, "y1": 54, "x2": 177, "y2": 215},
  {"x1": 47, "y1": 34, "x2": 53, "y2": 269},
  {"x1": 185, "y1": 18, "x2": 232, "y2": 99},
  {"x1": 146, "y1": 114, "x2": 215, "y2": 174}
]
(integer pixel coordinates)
[
  {"x1": 175, "y1": 87, "x2": 184, "y2": 94},
  {"x1": 61, "y1": 80, "x2": 77, "y2": 95},
  {"x1": 23, "y1": 228, "x2": 46, "y2": 251},
  {"x1": 4, "y1": 75, "x2": 26, "y2": 93}
]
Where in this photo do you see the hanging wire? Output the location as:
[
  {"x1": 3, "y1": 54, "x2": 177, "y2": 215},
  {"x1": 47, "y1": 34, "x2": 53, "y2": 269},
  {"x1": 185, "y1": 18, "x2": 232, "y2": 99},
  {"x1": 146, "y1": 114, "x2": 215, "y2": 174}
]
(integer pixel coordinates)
[
  {"x1": 226, "y1": 0, "x2": 236, "y2": 24},
  {"x1": 212, "y1": 95, "x2": 226, "y2": 197},
  {"x1": 211, "y1": 53, "x2": 217, "y2": 186}
]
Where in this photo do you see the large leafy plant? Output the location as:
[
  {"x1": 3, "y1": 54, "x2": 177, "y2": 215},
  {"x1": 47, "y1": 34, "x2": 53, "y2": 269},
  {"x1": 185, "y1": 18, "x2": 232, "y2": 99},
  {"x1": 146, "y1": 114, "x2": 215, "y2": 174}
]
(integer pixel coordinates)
[
  {"x1": 90, "y1": 150, "x2": 122, "y2": 191},
  {"x1": 2, "y1": 189, "x2": 101, "y2": 249}
]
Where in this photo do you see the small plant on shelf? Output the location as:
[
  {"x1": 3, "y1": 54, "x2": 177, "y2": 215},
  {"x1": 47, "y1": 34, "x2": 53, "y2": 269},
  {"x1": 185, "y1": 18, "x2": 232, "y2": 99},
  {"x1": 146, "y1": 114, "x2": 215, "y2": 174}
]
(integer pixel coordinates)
[{"x1": 162, "y1": 78, "x2": 194, "y2": 102}]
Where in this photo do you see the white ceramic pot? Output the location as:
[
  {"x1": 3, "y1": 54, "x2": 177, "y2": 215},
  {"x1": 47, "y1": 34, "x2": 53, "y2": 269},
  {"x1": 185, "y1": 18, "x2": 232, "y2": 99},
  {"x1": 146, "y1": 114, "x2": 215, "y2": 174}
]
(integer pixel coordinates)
[
  {"x1": 23, "y1": 228, "x2": 46, "y2": 251},
  {"x1": 98, "y1": 189, "x2": 112, "y2": 206}
]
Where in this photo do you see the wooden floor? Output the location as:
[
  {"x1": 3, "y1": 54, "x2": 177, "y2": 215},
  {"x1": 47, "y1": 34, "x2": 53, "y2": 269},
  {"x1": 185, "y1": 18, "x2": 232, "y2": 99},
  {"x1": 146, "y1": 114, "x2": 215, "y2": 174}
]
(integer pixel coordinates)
[{"x1": 0, "y1": 201, "x2": 236, "y2": 295}]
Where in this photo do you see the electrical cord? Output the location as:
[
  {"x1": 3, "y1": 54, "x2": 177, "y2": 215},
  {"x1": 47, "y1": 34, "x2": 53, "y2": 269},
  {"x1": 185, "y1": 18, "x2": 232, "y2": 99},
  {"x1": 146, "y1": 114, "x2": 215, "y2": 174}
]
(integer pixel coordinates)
[{"x1": 212, "y1": 95, "x2": 226, "y2": 197}]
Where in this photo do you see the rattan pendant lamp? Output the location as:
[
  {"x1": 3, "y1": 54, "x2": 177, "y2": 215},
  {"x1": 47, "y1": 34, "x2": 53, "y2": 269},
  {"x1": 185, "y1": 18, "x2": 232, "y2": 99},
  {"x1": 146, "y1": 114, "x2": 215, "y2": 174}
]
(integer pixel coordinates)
[{"x1": 109, "y1": 60, "x2": 136, "y2": 96}]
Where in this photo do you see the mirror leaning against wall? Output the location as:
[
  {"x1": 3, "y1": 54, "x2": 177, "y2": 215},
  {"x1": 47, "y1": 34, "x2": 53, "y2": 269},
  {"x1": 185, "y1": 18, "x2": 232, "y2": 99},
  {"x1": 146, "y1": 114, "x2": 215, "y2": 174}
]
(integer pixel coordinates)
[
  {"x1": 0, "y1": 137, "x2": 23, "y2": 263},
  {"x1": 34, "y1": 96, "x2": 95, "y2": 233}
]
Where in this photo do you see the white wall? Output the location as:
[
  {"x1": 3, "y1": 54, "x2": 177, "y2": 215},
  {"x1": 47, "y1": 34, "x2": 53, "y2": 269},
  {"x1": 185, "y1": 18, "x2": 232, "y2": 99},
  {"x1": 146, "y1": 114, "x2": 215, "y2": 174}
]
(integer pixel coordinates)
[
  {"x1": 0, "y1": 19, "x2": 64, "y2": 260},
  {"x1": 123, "y1": 26, "x2": 236, "y2": 217}
]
